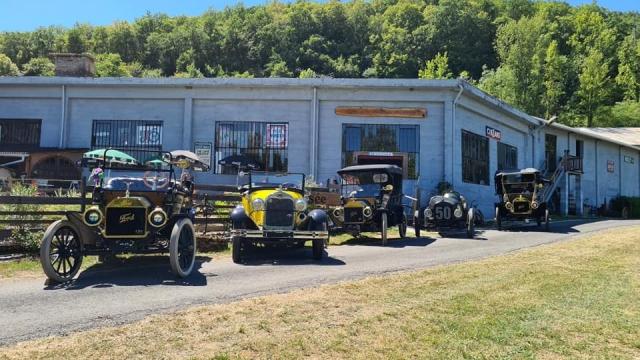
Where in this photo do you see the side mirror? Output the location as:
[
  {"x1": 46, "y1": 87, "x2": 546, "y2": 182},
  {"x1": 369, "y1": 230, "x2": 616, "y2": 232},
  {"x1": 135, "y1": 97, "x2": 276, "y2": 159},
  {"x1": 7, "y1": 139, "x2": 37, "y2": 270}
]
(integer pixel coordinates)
[{"x1": 383, "y1": 184, "x2": 394, "y2": 192}]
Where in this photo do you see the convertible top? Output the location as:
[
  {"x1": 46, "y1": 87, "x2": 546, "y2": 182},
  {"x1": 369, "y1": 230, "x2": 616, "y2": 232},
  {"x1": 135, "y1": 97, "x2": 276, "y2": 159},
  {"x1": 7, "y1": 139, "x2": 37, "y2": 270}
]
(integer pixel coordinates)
[
  {"x1": 338, "y1": 164, "x2": 403, "y2": 175},
  {"x1": 495, "y1": 167, "x2": 541, "y2": 177}
]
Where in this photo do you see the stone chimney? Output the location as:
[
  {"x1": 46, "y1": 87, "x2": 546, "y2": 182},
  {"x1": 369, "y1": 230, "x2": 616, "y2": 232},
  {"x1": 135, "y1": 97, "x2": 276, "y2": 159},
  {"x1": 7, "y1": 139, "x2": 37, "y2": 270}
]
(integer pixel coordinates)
[{"x1": 49, "y1": 53, "x2": 96, "y2": 77}]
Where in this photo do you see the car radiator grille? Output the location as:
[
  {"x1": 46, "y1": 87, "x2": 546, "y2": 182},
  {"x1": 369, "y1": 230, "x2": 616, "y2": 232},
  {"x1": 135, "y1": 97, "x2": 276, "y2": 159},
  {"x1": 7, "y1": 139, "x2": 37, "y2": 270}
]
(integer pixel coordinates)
[
  {"x1": 344, "y1": 207, "x2": 364, "y2": 223},
  {"x1": 265, "y1": 196, "x2": 294, "y2": 228},
  {"x1": 513, "y1": 201, "x2": 530, "y2": 213},
  {"x1": 105, "y1": 207, "x2": 147, "y2": 237}
]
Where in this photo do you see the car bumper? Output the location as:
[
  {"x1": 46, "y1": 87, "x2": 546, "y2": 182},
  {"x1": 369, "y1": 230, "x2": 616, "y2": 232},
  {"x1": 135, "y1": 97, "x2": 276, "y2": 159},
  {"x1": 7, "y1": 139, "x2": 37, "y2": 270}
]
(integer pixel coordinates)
[{"x1": 230, "y1": 229, "x2": 329, "y2": 241}]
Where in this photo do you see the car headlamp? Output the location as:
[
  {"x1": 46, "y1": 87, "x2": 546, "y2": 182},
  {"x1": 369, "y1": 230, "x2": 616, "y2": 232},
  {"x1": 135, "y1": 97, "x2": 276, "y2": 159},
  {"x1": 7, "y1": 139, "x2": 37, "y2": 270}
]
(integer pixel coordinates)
[
  {"x1": 333, "y1": 207, "x2": 343, "y2": 218},
  {"x1": 425, "y1": 208, "x2": 433, "y2": 219},
  {"x1": 531, "y1": 201, "x2": 539, "y2": 209},
  {"x1": 252, "y1": 198, "x2": 265, "y2": 211},
  {"x1": 148, "y1": 207, "x2": 168, "y2": 228},
  {"x1": 505, "y1": 202, "x2": 513, "y2": 210},
  {"x1": 363, "y1": 206, "x2": 373, "y2": 218},
  {"x1": 83, "y1": 207, "x2": 103, "y2": 226},
  {"x1": 454, "y1": 207, "x2": 463, "y2": 218},
  {"x1": 295, "y1": 199, "x2": 307, "y2": 212}
]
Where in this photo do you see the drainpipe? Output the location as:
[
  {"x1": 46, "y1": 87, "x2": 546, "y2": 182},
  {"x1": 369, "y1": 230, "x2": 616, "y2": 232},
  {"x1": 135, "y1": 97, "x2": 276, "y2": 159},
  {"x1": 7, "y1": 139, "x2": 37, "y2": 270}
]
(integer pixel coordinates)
[
  {"x1": 452, "y1": 82, "x2": 464, "y2": 186},
  {"x1": 59, "y1": 85, "x2": 66, "y2": 149},
  {"x1": 310, "y1": 87, "x2": 319, "y2": 181},
  {"x1": 595, "y1": 140, "x2": 599, "y2": 207},
  {"x1": 530, "y1": 115, "x2": 557, "y2": 170},
  {"x1": 619, "y1": 146, "x2": 622, "y2": 196}
]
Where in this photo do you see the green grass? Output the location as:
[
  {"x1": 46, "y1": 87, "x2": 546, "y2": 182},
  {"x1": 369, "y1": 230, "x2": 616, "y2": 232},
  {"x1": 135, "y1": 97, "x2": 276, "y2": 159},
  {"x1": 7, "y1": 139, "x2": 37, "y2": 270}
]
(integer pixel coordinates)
[
  {"x1": 0, "y1": 256, "x2": 98, "y2": 280},
  {"x1": 3, "y1": 226, "x2": 639, "y2": 359}
]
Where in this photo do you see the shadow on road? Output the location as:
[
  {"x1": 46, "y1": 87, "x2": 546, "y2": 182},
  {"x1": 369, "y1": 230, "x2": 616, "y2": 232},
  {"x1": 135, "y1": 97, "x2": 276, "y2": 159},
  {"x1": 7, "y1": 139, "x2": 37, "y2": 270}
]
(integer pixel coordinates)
[
  {"x1": 238, "y1": 246, "x2": 346, "y2": 266},
  {"x1": 44, "y1": 255, "x2": 211, "y2": 290},
  {"x1": 493, "y1": 218, "x2": 606, "y2": 234},
  {"x1": 338, "y1": 236, "x2": 437, "y2": 248}
]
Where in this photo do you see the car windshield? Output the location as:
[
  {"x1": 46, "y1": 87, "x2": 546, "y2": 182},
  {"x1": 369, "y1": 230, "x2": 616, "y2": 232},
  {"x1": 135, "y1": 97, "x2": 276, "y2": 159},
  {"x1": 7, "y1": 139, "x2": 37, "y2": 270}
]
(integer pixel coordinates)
[
  {"x1": 89, "y1": 164, "x2": 174, "y2": 192},
  {"x1": 247, "y1": 172, "x2": 304, "y2": 190},
  {"x1": 502, "y1": 173, "x2": 536, "y2": 194},
  {"x1": 340, "y1": 171, "x2": 388, "y2": 198}
]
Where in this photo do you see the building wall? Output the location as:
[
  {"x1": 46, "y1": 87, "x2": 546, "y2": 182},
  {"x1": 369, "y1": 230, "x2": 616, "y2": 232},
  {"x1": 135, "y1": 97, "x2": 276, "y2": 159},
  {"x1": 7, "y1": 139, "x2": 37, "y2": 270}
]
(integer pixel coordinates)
[
  {"x1": 0, "y1": 96, "x2": 61, "y2": 149},
  {"x1": 452, "y1": 97, "x2": 532, "y2": 217}
]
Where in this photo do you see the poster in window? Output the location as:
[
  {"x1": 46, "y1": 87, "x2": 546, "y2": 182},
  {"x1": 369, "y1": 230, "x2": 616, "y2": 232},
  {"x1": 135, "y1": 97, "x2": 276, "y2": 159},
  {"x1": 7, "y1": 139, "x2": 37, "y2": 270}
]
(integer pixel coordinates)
[
  {"x1": 217, "y1": 123, "x2": 234, "y2": 147},
  {"x1": 266, "y1": 124, "x2": 288, "y2": 149},
  {"x1": 607, "y1": 160, "x2": 615, "y2": 173},
  {"x1": 136, "y1": 125, "x2": 162, "y2": 146},
  {"x1": 194, "y1": 142, "x2": 212, "y2": 169}
]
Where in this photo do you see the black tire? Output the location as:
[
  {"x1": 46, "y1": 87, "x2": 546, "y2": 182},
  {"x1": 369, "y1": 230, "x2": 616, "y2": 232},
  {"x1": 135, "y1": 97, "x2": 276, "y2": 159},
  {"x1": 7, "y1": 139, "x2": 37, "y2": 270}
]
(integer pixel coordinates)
[
  {"x1": 495, "y1": 207, "x2": 502, "y2": 231},
  {"x1": 169, "y1": 218, "x2": 196, "y2": 278},
  {"x1": 414, "y1": 215, "x2": 421, "y2": 238},
  {"x1": 398, "y1": 213, "x2": 407, "y2": 238},
  {"x1": 40, "y1": 220, "x2": 83, "y2": 283},
  {"x1": 466, "y1": 208, "x2": 475, "y2": 239},
  {"x1": 381, "y1": 212, "x2": 388, "y2": 246},
  {"x1": 312, "y1": 239, "x2": 324, "y2": 260},
  {"x1": 232, "y1": 236, "x2": 244, "y2": 264},
  {"x1": 544, "y1": 208, "x2": 550, "y2": 232}
]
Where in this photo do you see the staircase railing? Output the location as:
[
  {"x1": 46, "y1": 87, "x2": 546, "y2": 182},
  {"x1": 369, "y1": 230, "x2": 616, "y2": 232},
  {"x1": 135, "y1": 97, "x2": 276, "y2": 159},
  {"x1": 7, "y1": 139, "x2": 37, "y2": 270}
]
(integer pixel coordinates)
[{"x1": 541, "y1": 154, "x2": 568, "y2": 203}]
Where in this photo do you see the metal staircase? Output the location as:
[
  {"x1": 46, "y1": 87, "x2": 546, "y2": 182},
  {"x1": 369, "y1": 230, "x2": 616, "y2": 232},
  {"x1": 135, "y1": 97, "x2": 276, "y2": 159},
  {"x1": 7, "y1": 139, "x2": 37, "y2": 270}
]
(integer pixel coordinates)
[{"x1": 540, "y1": 152, "x2": 583, "y2": 204}]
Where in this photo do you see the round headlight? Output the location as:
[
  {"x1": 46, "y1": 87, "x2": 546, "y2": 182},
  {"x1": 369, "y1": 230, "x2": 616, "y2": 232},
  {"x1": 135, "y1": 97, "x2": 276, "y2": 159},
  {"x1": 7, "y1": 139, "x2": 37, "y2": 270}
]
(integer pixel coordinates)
[
  {"x1": 252, "y1": 198, "x2": 265, "y2": 211},
  {"x1": 333, "y1": 207, "x2": 343, "y2": 218},
  {"x1": 295, "y1": 199, "x2": 307, "y2": 212},
  {"x1": 148, "y1": 208, "x2": 168, "y2": 228},
  {"x1": 363, "y1": 206, "x2": 373, "y2": 218},
  {"x1": 505, "y1": 202, "x2": 513, "y2": 210},
  {"x1": 425, "y1": 208, "x2": 433, "y2": 219},
  {"x1": 531, "y1": 201, "x2": 539, "y2": 209},
  {"x1": 83, "y1": 207, "x2": 102, "y2": 226},
  {"x1": 454, "y1": 207, "x2": 463, "y2": 218}
]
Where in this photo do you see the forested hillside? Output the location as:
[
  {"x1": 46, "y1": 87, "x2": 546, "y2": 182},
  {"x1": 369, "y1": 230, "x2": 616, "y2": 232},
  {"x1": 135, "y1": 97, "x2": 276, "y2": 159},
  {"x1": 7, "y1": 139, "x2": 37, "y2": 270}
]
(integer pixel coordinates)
[{"x1": 1, "y1": 0, "x2": 639, "y2": 127}]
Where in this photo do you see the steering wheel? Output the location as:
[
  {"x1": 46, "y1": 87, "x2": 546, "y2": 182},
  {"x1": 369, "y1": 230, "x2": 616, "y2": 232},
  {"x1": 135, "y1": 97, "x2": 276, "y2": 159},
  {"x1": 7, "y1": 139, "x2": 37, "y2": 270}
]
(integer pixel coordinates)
[{"x1": 143, "y1": 171, "x2": 170, "y2": 190}]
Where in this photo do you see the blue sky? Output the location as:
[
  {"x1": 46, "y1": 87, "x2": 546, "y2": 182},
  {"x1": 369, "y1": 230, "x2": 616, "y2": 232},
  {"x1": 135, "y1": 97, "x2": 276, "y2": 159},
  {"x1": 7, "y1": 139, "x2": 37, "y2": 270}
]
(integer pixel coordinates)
[{"x1": 0, "y1": 0, "x2": 638, "y2": 32}]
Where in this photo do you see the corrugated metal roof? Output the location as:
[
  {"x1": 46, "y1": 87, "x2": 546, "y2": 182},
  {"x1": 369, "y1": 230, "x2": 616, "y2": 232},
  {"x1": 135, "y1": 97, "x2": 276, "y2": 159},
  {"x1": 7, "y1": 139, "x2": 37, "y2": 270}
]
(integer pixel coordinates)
[{"x1": 576, "y1": 128, "x2": 640, "y2": 146}]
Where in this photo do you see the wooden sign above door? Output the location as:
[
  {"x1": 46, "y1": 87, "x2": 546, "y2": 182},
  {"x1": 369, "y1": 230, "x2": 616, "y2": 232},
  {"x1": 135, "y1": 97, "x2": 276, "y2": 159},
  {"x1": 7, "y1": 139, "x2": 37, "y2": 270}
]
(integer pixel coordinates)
[{"x1": 335, "y1": 106, "x2": 426, "y2": 118}]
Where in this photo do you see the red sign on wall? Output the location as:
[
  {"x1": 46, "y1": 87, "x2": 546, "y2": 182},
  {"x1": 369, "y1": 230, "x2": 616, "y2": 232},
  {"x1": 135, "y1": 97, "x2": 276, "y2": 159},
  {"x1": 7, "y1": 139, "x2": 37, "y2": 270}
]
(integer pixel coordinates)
[{"x1": 486, "y1": 126, "x2": 502, "y2": 141}]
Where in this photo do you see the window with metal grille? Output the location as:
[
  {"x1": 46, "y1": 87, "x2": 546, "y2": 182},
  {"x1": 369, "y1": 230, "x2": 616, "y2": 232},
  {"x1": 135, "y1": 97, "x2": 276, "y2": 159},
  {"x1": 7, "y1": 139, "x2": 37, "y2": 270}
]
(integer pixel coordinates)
[
  {"x1": 91, "y1": 120, "x2": 163, "y2": 163},
  {"x1": 342, "y1": 124, "x2": 420, "y2": 179},
  {"x1": 214, "y1": 121, "x2": 288, "y2": 174},
  {"x1": 462, "y1": 130, "x2": 489, "y2": 185},
  {"x1": 498, "y1": 142, "x2": 518, "y2": 171},
  {"x1": 0, "y1": 119, "x2": 41, "y2": 151}
]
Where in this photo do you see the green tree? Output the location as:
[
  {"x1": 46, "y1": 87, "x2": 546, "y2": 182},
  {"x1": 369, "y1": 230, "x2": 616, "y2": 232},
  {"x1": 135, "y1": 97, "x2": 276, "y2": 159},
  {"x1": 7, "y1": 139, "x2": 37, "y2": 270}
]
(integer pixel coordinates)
[
  {"x1": 576, "y1": 50, "x2": 610, "y2": 127},
  {"x1": 0, "y1": 54, "x2": 20, "y2": 76},
  {"x1": 418, "y1": 52, "x2": 453, "y2": 79},
  {"x1": 615, "y1": 35, "x2": 640, "y2": 102},
  {"x1": 65, "y1": 24, "x2": 91, "y2": 53},
  {"x1": 95, "y1": 53, "x2": 131, "y2": 77},
  {"x1": 542, "y1": 41, "x2": 567, "y2": 118},
  {"x1": 22, "y1": 57, "x2": 55, "y2": 76},
  {"x1": 299, "y1": 68, "x2": 318, "y2": 78}
]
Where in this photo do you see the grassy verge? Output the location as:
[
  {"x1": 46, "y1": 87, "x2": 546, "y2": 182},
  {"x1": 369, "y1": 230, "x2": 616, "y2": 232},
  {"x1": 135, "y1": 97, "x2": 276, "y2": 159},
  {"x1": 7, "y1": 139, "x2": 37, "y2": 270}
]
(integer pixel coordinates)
[
  {"x1": 0, "y1": 256, "x2": 99, "y2": 280},
  {"x1": 3, "y1": 227, "x2": 639, "y2": 359}
]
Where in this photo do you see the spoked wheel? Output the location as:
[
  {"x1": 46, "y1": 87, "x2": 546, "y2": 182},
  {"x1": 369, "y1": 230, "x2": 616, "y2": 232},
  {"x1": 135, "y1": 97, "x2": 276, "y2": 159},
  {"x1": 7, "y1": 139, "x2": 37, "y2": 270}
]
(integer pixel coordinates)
[
  {"x1": 169, "y1": 218, "x2": 196, "y2": 278},
  {"x1": 544, "y1": 208, "x2": 550, "y2": 232},
  {"x1": 398, "y1": 213, "x2": 407, "y2": 239},
  {"x1": 466, "y1": 208, "x2": 475, "y2": 239},
  {"x1": 495, "y1": 207, "x2": 502, "y2": 231},
  {"x1": 40, "y1": 220, "x2": 83, "y2": 283},
  {"x1": 381, "y1": 212, "x2": 388, "y2": 246}
]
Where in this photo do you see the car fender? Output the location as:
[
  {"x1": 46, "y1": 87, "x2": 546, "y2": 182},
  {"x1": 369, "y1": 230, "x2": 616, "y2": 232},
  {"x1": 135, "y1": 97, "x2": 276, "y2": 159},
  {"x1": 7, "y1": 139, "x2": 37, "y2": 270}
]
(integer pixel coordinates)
[
  {"x1": 307, "y1": 209, "x2": 328, "y2": 230},
  {"x1": 65, "y1": 212, "x2": 97, "y2": 246},
  {"x1": 230, "y1": 205, "x2": 256, "y2": 229}
]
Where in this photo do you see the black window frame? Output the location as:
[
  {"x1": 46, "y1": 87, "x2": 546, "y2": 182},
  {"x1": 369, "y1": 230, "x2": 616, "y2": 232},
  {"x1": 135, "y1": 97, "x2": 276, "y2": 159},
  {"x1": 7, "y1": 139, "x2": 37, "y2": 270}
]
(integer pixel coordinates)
[
  {"x1": 0, "y1": 119, "x2": 42, "y2": 151},
  {"x1": 462, "y1": 130, "x2": 490, "y2": 185},
  {"x1": 497, "y1": 142, "x2": 518, "y2": 171},
  {"x1": 90, "y1": 120, "x2": 164, "y2": 163},
  {"x1": 341, "y1": 123, "x2": 420, "y2": 179},
  {"x1": 214, "y1": 121, "x2": 289, "y2": 174}
]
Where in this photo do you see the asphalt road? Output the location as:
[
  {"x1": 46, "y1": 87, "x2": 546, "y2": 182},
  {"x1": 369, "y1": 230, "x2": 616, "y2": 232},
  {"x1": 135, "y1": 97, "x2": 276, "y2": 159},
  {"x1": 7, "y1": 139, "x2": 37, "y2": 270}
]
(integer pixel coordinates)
[{"x1": 1, "y1": 219, "x2": 638, "y2": 346}]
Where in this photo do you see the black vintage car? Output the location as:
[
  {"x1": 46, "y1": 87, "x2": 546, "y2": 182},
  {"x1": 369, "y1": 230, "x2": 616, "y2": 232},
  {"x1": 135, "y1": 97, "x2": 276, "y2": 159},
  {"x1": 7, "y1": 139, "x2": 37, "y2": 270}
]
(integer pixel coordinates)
[
  {"x1": 39, "y1": 149, "x2": 208, "y2": 283},
  {"x1": 416, "y1": 191, "x2": 476, "y2": 238},
  {"x1": 330, "y1": 164, "x2": 409, "y2": 245},
  {"x1": 495, "y1": 168, "x2": 550, "y2": 230}
]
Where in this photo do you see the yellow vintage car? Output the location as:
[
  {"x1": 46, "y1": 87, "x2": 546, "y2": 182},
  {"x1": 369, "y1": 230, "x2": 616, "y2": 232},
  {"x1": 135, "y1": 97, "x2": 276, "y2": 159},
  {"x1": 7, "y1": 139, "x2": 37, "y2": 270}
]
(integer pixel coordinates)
[{"x1": 229, "y1": 172, "x2": 329, "y2": 263}]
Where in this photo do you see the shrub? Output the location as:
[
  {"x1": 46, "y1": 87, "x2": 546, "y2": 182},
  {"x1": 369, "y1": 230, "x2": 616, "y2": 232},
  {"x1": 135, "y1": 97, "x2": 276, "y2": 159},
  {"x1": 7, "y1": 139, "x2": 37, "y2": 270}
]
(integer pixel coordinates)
[
  {"x1": 608, "y1": 196, "x2": 640, "y2": 219},
  {"x1": 2, "y1": 183, "x2": 43, "y2": 252}
]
